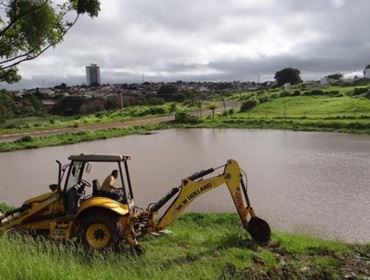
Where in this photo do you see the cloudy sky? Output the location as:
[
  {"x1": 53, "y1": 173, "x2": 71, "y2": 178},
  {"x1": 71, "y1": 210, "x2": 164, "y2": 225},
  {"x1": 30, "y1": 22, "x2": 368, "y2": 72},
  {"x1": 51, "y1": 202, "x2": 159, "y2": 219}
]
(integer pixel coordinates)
[{"x1": 2, "y1": 0, "x2": 370, "y2": 89}]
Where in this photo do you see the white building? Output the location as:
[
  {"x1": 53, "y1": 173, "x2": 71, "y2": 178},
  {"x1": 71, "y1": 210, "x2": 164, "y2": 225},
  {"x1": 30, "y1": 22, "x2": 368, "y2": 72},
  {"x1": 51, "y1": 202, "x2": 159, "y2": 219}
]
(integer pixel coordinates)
[
  {"x1": 364, "y1": 65, "x2": 370, "y2": 79},
  {"x1": 86, "y1": 63, "x2": 101, "y2": 86}
]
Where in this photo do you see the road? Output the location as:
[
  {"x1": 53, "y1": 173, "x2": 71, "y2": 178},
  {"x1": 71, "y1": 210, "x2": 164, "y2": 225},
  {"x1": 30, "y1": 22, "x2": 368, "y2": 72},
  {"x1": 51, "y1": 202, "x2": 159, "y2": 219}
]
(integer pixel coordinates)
[{"x1": 0, "y1": 102, "x2": 239, "y2": 143}]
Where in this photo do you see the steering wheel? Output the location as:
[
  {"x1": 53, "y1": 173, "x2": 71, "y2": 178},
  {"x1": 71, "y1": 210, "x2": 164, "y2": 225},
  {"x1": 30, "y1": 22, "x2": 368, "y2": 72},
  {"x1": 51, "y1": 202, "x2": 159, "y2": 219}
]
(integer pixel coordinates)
[{"x1": 80, "y1": 179, "x2": 91, "y2": 188}]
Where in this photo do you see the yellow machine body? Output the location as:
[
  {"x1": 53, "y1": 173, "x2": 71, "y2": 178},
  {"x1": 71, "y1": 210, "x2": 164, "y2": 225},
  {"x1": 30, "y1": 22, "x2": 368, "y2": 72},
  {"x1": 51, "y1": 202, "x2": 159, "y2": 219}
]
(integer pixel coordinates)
[
  {"x1": 0, "y1": 154, "x2": 270, "y2": 249},
  {"x1": 155, "y1": 160, "x2": 253, "y2": 230}
]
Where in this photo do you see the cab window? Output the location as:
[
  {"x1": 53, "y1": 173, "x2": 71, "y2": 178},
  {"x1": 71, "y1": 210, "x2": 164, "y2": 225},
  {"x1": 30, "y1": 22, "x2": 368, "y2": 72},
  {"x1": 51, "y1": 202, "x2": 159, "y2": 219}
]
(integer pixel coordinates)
[{"x1": 65, "y1": 161, "x2": 83, "y2": 192}]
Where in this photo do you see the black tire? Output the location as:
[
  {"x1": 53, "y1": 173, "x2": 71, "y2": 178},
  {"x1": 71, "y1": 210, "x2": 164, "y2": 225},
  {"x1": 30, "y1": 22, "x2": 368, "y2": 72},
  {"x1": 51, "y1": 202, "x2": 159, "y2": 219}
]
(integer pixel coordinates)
[
  {"x1": 78, "y1": 210, "x2": 123, "y2": 250},
  {"x1": 246, "y1": 217, "x2": 271, "y2": 244}
]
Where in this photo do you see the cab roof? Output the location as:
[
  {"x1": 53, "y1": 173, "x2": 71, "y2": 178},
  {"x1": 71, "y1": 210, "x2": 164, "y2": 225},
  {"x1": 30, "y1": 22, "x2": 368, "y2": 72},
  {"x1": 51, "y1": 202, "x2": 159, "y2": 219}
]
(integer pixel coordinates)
[{"x1": 68, "y1": 154, "x2": 131, "y2": 162}]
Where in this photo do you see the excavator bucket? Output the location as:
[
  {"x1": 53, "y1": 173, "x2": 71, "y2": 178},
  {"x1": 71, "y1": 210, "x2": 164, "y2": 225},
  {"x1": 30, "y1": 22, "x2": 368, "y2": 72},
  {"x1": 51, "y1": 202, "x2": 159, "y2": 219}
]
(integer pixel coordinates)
[{"x1": 245, "y1": 217, "x2": 271, "y2": 244}]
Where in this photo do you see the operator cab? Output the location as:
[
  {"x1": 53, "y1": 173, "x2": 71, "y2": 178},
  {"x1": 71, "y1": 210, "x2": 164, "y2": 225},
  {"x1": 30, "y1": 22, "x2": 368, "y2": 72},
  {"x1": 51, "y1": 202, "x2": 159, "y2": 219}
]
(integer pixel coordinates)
[{"x1": 57, "y1": 154, "x2": 134, "y2": 213}]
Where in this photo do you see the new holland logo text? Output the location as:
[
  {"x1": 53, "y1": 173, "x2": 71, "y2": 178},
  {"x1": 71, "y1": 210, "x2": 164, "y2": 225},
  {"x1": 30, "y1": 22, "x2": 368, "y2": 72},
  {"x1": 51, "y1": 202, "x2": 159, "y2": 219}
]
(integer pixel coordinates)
[{"x1": 175, "y1": 182, "x2": 213, "y2": 212}]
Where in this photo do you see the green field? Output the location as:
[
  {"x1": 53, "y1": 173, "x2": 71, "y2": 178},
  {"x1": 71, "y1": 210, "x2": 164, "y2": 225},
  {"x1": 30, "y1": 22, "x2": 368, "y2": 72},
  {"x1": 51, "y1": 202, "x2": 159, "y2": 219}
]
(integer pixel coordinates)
[
  {"x1": 0, "y1": 213, "x2": 368, "y2": 280},
  {"x1": 0, "y1": 103, "x2": 179, "y2": 134},
  {"x1": 239, "y1": 96, "x2": 370, "y2": 119}
]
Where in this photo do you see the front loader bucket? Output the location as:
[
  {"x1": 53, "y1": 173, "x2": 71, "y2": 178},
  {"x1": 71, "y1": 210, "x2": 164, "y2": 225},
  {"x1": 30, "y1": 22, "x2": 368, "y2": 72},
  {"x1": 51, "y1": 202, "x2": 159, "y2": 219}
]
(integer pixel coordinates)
[{"x1": 245, "y1": 217, "x2": 271, "y2": 244}]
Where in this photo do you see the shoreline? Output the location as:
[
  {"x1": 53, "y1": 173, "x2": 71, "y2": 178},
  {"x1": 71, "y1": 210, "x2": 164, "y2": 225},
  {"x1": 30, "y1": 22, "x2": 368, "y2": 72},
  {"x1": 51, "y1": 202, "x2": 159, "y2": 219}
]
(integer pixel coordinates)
[{"x1": 1, "y1": 118, "x2": 370, "y2": 153}]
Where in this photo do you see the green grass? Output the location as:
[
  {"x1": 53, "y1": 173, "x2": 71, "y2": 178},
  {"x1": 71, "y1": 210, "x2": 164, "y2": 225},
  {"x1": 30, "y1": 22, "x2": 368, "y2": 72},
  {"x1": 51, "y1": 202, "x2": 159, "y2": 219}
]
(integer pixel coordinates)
[
  {"x1": 0, "y1": 124, "x2": 167, "y2": 152},
  {"x1": 241, "y1": 96, "x2": 370, "y2": 118},
  {"x1": 0, "y1": 202, "x2": 11, "y2": 212},
  {"x1": 0, "y1": 213, "x2": 368, "y2": 280},
  {"x1": 0, "y1": 103, "x2": 181, "y2": 134}
]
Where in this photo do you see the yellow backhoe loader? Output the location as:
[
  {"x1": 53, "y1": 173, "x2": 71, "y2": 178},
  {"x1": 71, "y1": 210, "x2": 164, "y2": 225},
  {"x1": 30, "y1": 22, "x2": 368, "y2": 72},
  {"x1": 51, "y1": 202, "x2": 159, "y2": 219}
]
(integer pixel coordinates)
[{"x1": 0, "y1": 154, "x2": 270, "y2": 250}]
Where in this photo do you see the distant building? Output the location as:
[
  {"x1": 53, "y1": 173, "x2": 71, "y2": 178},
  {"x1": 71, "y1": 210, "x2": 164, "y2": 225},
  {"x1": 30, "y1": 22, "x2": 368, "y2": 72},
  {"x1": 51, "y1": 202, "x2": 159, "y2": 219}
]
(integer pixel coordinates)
[
  {"x1": 86, "y1": 63, "x2": 101, "y2": 86},
  {"x1": 364, "y1": 65, "x2": 370, "y2": 79}
]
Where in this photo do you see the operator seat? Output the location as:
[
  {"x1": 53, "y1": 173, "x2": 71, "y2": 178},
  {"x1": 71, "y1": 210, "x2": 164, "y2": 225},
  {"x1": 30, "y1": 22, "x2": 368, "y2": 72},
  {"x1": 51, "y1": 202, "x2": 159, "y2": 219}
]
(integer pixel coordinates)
[
  {"x1": 92, "y1": 179, "x2": 100, "y2": 196},
  {"x1": 92, "y1": 179, "x2": 126, "y2": 203}
]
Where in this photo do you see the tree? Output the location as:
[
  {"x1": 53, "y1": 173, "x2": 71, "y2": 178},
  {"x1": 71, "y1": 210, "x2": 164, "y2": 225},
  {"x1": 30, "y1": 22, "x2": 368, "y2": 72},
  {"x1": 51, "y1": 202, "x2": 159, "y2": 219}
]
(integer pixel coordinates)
[
  {"x1": 326, "y1": 73, "x2": 343, "y2": 80},
  {"x1": 274, "y1": 68, "x2": 302, "y2": 86},
  {"x1": 52, "y1": 95, "x2": 85, "y2": 116},
  {"x1": 207, "y1": 102, "x2": 218, "y2": 119},
  {"x1": 0, "y1": 0, "x2": 100, "y2": 83},
  {"x1": 0, "y1": 90, "x2": 15, "y2": 122},
  {"x1": 54, "y1": 82, "x2": 67, "y2": 90},
  {"x1": 240, "y1": 100, "x2": 257, "y2": 112},
  {"x1": 157, "y1": 84, "x2": 178, "y2": 101}
]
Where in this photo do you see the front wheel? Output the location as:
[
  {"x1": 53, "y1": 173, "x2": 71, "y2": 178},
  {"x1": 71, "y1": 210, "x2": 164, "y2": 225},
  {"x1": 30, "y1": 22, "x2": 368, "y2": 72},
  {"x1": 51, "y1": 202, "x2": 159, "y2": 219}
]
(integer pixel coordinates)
[{"x1": 78, "y1": 211, "x2": 123, "y2": 249}]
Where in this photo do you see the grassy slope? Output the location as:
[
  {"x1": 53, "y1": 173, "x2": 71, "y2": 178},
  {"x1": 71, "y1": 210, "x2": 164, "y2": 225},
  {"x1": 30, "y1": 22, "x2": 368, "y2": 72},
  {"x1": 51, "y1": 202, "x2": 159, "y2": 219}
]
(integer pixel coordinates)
[
  {"x1": 0, "y1": 213, "x2": 368, "y2": 280},
  {"x1": 244, "y1": 96, "x2": 370, "y2": 118},
  {"x1": 0, "y1": 103, "x2": 179, "y2": 134},
  {"x1": 0, "y1": 125, "x2": 163, "y2": 152}
]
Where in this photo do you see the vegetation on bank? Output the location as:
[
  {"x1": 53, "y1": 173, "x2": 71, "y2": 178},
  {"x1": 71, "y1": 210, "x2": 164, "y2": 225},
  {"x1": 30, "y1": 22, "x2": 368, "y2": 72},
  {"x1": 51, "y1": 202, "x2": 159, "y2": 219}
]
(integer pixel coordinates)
[
  {"x1": 0, "y1": 103, "x2": 179, "y2": 133},
  {"x1": 1, "y1": 83, "x2": 370, "y2": 152},
  {"x1": 1, "y1": 115, "x2": 370, "y2": 153},
  {"x1": 0, "y1": 124, "x2": 164, "y2": 152},
  {"x1": 0, "y1": 213, "x2": 368, "y2": 280}
]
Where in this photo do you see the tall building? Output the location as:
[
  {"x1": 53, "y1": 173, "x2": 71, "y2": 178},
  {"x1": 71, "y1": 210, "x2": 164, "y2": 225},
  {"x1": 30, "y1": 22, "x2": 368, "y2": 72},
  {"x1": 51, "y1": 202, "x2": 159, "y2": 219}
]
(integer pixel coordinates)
[
  {"x1": 364, "y1": 65, "x2": 370, "y2": 79},
  {"x1": 86, "y1": 63, "x2": 101, "y2": 86}
]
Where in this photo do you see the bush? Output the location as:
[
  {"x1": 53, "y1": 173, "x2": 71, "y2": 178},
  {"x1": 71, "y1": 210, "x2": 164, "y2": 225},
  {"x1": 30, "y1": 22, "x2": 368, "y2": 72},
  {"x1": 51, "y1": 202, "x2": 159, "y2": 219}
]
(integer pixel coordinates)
[
  {"x1": 174, "y1": 111, "x2": 198, "y2": 123},
  {"x1": 269, "y1": 92, "x2": 280, "y2": 99},
  {"x1": 257, "y1": 95, "x2": 269, "y2": 103},
  {"x1": 4, "y1": 123, "x2": 18, "y2": 129},
  {"x1": 15, "y1": 135, "x2": 33, "y2": 143},
  {"x1": 240, "y1": 99, "x2": 258, "y2": 112},
  {"x1": 327, "y1": 90, "x2": 340, "y2": 96},
  {"x1": 238, "y1": 93, "x2": 256, "y2": 101},
  {"x1": 147, "y1": 97, "x2": 165, "y2": 105},
  {"x1": 169, "y1": 103, "x2": 177, "y2": 112},
  {"x1": 309, "y1": 90, "x2": 325, "y2": 96},
  {"x1": 291, "y1": 90, "x2": 301, "y2": 96},
  {"x1": 279, "y1": 91, "x2": 289, "y2": 97},
  {"x1": 365, "y1": 90, "x2": 370, "y2": 99},
  {"x1": 352, "y1": 87, "x2": 369, "y2": 96},
  {"x1": 149, "y1": 106, "x2": 166, "y2": 115}
]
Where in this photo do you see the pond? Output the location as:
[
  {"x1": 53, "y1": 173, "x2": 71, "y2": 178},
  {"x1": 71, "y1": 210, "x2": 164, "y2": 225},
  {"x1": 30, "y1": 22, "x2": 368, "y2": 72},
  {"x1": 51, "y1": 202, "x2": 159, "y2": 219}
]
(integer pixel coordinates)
[{"x1": 0, "y1": 129, "x2": 369, "y2": 242}]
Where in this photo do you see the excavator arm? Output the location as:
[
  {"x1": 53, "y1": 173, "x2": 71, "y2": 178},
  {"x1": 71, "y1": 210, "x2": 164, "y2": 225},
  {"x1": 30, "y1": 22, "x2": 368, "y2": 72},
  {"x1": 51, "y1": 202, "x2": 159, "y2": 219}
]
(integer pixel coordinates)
[{"x1": 146, "y1": 159, "x2": 271, "y2": 243}]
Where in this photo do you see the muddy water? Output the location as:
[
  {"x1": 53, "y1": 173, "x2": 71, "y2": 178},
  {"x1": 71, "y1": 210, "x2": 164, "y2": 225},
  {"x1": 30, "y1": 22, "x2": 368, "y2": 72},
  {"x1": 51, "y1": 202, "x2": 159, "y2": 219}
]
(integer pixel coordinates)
[{"x1": 0, "y1": 129, "x2": 369, "y2": 242}]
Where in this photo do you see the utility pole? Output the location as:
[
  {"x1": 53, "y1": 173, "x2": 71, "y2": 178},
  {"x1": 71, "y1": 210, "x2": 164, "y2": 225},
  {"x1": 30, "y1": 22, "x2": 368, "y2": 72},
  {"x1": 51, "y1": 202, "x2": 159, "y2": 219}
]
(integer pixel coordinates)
[{"x1": 120, "y1": 91, "x2": 124, "y2": 123}]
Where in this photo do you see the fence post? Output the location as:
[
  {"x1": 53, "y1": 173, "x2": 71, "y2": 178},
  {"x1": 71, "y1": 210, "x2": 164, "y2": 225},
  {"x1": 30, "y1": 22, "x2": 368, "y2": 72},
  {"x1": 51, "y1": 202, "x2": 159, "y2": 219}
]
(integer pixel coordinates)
[{"x1": 283, "y1": 101, "x2": 286, "y2": 121}]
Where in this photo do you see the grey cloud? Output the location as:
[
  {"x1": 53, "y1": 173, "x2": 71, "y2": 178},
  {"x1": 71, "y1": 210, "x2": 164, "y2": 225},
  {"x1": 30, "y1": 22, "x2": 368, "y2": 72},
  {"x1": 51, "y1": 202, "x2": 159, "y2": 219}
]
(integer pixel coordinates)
[{"x1": 2, "y1": 0, "x2": 370, "y2": 90}]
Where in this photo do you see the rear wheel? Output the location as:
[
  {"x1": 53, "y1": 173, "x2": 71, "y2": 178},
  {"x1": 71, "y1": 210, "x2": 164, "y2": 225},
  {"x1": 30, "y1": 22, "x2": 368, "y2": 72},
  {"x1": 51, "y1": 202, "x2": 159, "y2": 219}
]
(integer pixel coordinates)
[{"x1": 78, "y1": 211, "x2": 123, "y2": 249}]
